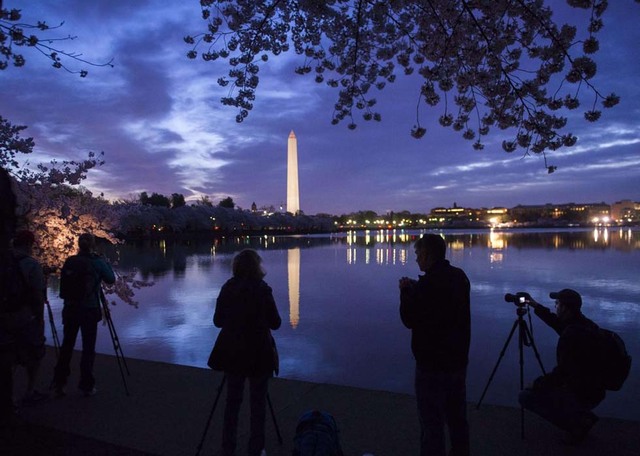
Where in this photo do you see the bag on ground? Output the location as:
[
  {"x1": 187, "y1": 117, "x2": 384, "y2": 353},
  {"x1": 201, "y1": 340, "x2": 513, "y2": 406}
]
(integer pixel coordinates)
[
  {"x1": 598, "y1": 327, "x2": 632, "y2": 391},
  {"x1": 292, "y1": 409, "x2": 343, "y2": 456}
]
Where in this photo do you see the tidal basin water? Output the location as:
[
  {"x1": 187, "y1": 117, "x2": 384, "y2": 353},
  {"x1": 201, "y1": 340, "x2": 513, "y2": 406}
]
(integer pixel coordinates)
[{"x1": 46, "y1": 228, "x2": 640, "y2": 421}]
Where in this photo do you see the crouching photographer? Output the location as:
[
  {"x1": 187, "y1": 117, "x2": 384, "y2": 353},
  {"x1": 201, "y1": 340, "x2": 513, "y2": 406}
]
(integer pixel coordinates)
[{"x1": 518, "y1": 289, "x2": 604, "y2": 444}]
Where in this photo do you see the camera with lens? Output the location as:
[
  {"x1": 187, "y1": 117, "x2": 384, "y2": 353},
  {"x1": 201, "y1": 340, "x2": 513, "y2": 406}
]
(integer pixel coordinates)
[{"x1": 504, "y1": 292, "x2": 530, "y2": 307}]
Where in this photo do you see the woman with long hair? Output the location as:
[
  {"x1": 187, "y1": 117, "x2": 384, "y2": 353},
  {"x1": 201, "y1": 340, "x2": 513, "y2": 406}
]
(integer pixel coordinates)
[{"x1": 210, "y1": 249, "x2": 281, "y2": 456}]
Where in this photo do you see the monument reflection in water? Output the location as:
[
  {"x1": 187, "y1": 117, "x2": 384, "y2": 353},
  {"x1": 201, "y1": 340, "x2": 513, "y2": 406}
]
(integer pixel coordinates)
[{"x1": 46, "y1": 228, "x2": 640, "y2": 421}]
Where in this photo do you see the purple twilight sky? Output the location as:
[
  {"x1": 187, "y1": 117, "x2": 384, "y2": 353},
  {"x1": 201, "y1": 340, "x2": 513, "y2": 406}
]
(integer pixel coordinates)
[{"x1": 1, "y1": 0, "x2": 639, "y2": 215}]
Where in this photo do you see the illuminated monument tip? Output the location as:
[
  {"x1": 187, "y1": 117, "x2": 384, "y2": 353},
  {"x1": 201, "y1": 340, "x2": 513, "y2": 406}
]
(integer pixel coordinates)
[{"x1": 287, "y1": 130, "x2": 300, "y2": 215}]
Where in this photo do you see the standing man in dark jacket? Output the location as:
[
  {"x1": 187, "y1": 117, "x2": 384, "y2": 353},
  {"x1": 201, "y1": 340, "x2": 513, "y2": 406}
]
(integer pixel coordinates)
[
  {"x1": 519, "y1": 289, "x2": 604, "y2": 444},
  {"x1": 400, "y1": 234, "x2": 471, "y2": 456},
  {"x1": 53, "y1": 233, "x2": 115, "y2": 397}
]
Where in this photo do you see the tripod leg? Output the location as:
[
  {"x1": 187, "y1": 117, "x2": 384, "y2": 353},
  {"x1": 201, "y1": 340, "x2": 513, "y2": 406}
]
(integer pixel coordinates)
[
  {"x1": 45, "y1": 300, "x2": 61, "y2": 357},
  {"x1": 518, "y1": 319, "x2": 526, "y2": 439},
  {"x1": 522, "y1": 322, "x2": 546, "y2": 375},
  {"x1": 105, "y1": 309, "x2": 131, "y2": 375},
  {"x1": 267, "y1": 391, "x2": 283, "y2": 445},
  {"x1": 195, "y1": 375, "x2": 226, "y2": 456},
  {"x1": 100, "y1": 289, "x2": 130, "y2": 375},
  {"x1": 476, "y1": 318, "x2": 519, "y2": 409},
  {"x1": 106, "y1": 316, "x2": 130, "y2": 396}
]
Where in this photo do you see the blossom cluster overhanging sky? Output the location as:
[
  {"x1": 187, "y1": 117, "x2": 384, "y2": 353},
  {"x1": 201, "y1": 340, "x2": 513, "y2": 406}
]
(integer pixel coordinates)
[{"x1": 1, "y1": 0, "x2": 639, "y2": 215}]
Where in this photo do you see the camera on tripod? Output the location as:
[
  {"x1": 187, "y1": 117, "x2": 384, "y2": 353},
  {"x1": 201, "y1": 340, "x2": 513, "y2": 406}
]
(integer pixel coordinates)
[{"x1": 504, "y1": 292, "x2": 530, "y2": 307}]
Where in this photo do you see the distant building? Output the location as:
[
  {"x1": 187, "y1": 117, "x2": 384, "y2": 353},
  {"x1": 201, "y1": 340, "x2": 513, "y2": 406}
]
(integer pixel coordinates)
[
  {"x1": 424, "y1": 201, "x2": 635, "y2": 227},
  {"x1": 611, "y1": 200, "x2": 638, "y2": 223},
  {"x1": 429, "y1": 203, "x2": 486, "y2": 226},
  {"x1": 484, "y1": 207, "x2": 509, "y2": 225}
]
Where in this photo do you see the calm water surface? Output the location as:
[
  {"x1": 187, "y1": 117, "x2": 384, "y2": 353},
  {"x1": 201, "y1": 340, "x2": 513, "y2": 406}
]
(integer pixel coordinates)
[{"x1": 46, "y1": 228, "x2": 640, "y2": 421}]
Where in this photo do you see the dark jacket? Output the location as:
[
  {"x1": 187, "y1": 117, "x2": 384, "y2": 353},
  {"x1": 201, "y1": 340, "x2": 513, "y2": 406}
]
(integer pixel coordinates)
[
  {"x1": 210, "y1": 277, "x2": 281, "y2": 376},
  {"x1": 400, "y1": 259, "x2": 471, "y2": 372},
  {"x1": 15, "y1": 250, "x2": 46, "y2": 319},
  {"x1": 533, "y1": 305, "x2": 605, "y2": 406}
]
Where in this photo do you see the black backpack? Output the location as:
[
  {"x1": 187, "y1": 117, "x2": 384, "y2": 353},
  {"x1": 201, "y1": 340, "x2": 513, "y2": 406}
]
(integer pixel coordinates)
[
  {"x1": 292, "y1": 410, "x2": 344, "y2": 456},
  {"x1": 59, "y1": 255, "x2": 97, "y2": 304},
  {"x1": 598, "y1": 328, "x2": 632, "y2": 391},
  {"x1": 0, "y1": 251, "x2": 28, "y2": 314}
]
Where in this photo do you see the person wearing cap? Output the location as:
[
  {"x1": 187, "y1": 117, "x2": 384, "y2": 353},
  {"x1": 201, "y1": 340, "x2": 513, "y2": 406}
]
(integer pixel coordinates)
[{"x1": 519, "y1": 288, "x2": 604, "y2": 444}]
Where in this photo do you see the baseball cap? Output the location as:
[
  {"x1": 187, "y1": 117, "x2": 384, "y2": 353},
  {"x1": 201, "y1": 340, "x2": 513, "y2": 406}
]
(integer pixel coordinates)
[{"x1": 549, "y1": 288, "x2": 582, "y2": 310}]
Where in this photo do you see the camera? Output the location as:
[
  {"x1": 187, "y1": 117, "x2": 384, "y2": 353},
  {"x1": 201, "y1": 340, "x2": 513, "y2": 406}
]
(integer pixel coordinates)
[{"x1": 504, "y1": 292, "x2": 530, "y2": 307}]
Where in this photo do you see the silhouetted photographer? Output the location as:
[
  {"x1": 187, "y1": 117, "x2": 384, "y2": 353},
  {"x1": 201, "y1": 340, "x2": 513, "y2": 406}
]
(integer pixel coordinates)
[
  {"x1": 518, "y1": 289, "x2": 605, "y2": 444},
  {"x1": 52, "y1": 233, "x2": 115, "y2": 397}
]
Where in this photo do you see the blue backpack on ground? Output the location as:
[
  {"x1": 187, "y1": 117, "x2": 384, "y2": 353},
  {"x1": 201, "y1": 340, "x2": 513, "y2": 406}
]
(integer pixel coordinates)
[{"x1": 292, "y1": 410, "x2": 344, "y2": 456}]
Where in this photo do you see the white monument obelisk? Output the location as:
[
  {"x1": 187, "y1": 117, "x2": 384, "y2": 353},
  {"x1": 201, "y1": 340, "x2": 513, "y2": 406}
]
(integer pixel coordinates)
[{"x1": 287, "y1": 130, "x2": 300, "y2": 214}]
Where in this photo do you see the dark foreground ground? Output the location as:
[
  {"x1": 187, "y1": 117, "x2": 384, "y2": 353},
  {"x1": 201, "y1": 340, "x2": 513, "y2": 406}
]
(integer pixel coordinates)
[{"x1": 3, "y1": 347, "x2": 639, "y2": 456}]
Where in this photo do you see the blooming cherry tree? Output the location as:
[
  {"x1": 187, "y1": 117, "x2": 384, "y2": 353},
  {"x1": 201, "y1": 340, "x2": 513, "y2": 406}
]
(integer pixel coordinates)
[
  {"x1": 1, "y1": 115, "x2": 149, "y2": 306},
  {"x1": 187, "y1": 0, "x2": 635, "y2": 170}
]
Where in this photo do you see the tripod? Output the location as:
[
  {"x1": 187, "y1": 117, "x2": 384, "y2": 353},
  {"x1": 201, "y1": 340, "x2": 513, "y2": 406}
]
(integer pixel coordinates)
[
  {"x1": 195, "y1": 375, "x2": 283, "y2": 456},
  {"x1": 100, "y1": 289, "x2": 131, "y2": 396},
  {"x1": 476, "y1": 304, "x2": 546, "y2": 439},
  {"x1": 44, "y1": 300, "x2": 61, "y2": 357}
]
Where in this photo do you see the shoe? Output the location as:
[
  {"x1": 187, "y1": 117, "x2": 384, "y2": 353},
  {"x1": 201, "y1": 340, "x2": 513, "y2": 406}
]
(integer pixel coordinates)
[
  {"x1": 81, "y1": 387, "x2": 97, "y2": 397},
  {"x1": 21, "y1": 390, "x2": 50, "y2": 406}
]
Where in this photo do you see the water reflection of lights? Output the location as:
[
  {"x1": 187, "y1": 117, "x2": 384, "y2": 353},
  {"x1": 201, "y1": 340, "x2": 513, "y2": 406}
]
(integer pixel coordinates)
[
  {"x1": 488, "y1": 231, "x2": 505, "y2": 250},
  {"x1": 347, "y1": 248, "x2": 354, "y2": 264},
  {"x1": 347, "y1": 245, "x2": 412, "y2": 266},
  {"x1": 288, "y1": 248, "x2": 300, "y2": 329},
  {"x1": 593, "y1": 228, "x2": 609, "y2": 244},
  {"x1": 490, "y1": 253, "x2": 503, "y2": 263}
]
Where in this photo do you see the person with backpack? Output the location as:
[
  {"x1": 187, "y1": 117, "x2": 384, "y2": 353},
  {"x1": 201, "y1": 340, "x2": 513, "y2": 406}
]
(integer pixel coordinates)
[
  {"x1": 399, "y1": 234, "x2": 471, "y2": 456},
  {"x1": 209, "y1": 249, "x2": 281, "y2": 456},
  {"x1": 1, "y1": 230, "x2": 47, "y2": 426},
  {"x1": 518, "y1": 289, "x2": 606, "y2": 444},
  {"x1": 11, "y1": 230, "x2": 48, "y2": 405},
  {"x1": 52, "y1": 233, "x2": 115, "y2": 397}
]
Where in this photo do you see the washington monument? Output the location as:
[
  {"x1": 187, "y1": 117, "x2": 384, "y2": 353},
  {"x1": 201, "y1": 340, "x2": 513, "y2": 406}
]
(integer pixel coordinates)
[{"x1": 287, "y1": 130, "x2": 300, "y2": 214}]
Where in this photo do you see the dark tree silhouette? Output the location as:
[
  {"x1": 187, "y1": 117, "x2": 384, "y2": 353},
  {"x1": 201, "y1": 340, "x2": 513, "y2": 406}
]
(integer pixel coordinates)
[
  {"x1": 1, "y1": 0, "x2": 112, "y2": 77},
  {"x1": 219, "y1": 196, "x2": 235, "y2": 209}
]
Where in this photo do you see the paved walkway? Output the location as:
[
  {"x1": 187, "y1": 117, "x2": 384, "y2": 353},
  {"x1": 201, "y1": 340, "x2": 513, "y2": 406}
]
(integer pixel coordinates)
[{"x1": 4, "y1": 348, "x2": 639, "y2": 456}]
